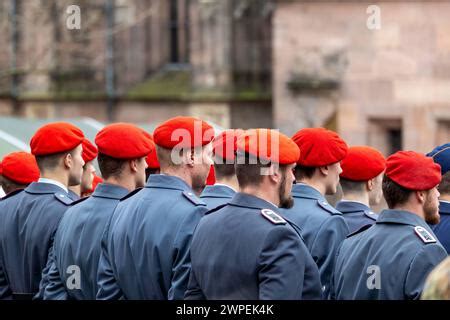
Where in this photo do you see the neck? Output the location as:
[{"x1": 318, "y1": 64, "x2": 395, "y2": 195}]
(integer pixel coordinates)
[
  {"x1": 105, "y1": 176, "x2": 136, "y2": 192},
  {"x1": 40, "y1": 171, "x2": 69, "y2": 188},
  {"x1": 342, "y1": 192, "x2": 369, "y2": 206},
  {"x1": 161, "y1": 167, "x2": 192, "y2": 188},
  {"x1": 240, "y1": 184, "x2": 279, "y2": 207},
  {"x1": 392, "y1": 203, "x2": 425, "y2": 220},
  {"x1": 298, "y1": 178, "x2": 325, "y2": 195},
  {"x1": 69, "y1": 185, "x2": 80, "y2": 196},
  {"x1": 216, "y1": 176, "x2": 239, "y2": 191}
]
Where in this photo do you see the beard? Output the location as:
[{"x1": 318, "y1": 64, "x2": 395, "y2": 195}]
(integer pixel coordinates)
[
  {"x1": 424, "y1": 194, "x2": 440, "y2": 225},
  {"x1": 278, "y1": 172, "x2": 294, "y2": 209},
  {"x1": 192, "y1": 172, "x2": 207, "y2": 196}
]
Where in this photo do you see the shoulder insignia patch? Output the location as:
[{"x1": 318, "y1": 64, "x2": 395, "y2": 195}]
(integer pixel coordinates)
[
  {"x1": 317, "y1": 200, "x2": 341, "y2": 215},
  {"x1": 414, "y1": 226, "x2": 436, "y2": 244},
  {"x1": 183, "y1": 190, "x2": 206, "y2": 206},
  {"x1": 364, "y1": 211, "x2": 378, "y2": 221},
  {"x1": 54, "y1": 192, "x2": 73, "y2": 205},
  {"x1": 119, "y1": 187, "x2": 142, "y2": 201},
  {"x1": 261, "y1": 209, "x2": 286, "y2": 225}
]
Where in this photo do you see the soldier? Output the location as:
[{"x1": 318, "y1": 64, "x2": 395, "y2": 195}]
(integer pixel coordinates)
[
  {"x1": 331, "y1": 151, "x2": 447, "y2": 300},
  {"x1": 40, "y1": 123, "x2": 153, "y2": 300},
  {"x1": 81, "y1": 174, "x2": 103, "y2": 198},
  {"x1": 282, "y1": 127, "x2": 349, "y2": 298},
  {"x1": 427, "y1": 143, "x2": 450, "y2": 254},
  {"x1": 0, "y1": 122, "x2": 85, "y2": 300},
  {"x1": 200, "y1": 130, "x2": 241, "y2": 209},
  {"x1": 68, "y1": 139, "x2": 98, "y2": 200},
  {"x1": 335, "y1": 146, "x2": 386, "y2": 233},
  {"x1": 185, "y1": 129, "x2": 322, "y2": 300},
  {"x1": 96, "y1": 116, "x2": 214, "y2": 300},
  {"x1": 0, "y1": 152, "x2": 40, "y2": 195}
]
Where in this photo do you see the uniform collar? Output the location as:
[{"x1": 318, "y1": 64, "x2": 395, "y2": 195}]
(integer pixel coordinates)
[
  {"x1": 92, "y1": 183, "x2": 130, "y2": 200},
  {"x1": 25, "y1": 181, "x2": 69, "y2": 195},
  {"x1": 228, "y1": 192, "x2": 280, "y2": 212},
  {"x1": 145, "y1": 174, "x2": 192, "y2": 192},
  {"x1": 336, "y1": 200, "x2": 371, "y2": 214},
  {"x1": 376, "y1": 209, "x2": 429, "y2": 228},
  {"x1": 38, "y1": 178, "x2": 68, "y2": 193},
  {"x1": 439, "y1": 200, "x2": 450, "y2": 215},
  {"x1": 201, "y1": 184, "x2": 236, "y2": 199},
  {"x1": 291, "y1": 183, "x2": 325, "y2": 201}
]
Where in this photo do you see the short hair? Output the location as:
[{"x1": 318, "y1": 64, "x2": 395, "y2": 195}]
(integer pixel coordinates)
[
  {"x1": 235, "y1": 153, "x2": 271, "y2": 188},
  {"x1": 340, "y1": 178, "x2": 366, "y2": 194},
  {"x1": 438, "y1": 171, "x2": 450, "y2": 195},
  {"x1": 294, "y1": 165, "x2": 316, "y2": 181},
  {"x1": 35, "y1": 151, "x2": 67, "y2": 172},
  {"x1": 382, "y1": 175, "x2": 412, "y2": 208},
  {"x1": 97, "y1": 153, "x2": 126, "y2": 179},
  {"x1": 214, "y1": 162, "x2": 235, "y2": 180},
  {"x1": 0, "y1": 175, "x2": 28, "y2": 195}
]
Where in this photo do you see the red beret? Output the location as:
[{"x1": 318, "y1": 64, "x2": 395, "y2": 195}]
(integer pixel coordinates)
[
  {"x1": 30, "y1": 122, "x2": 85, "y2": 156},
  {"x1": 145, "y1": 136, "x2": 160, "y2": 169},
  {"x1": 237, "y1": 129, "x2": 300, "y2": 165},
  {"x1": 386, "y1": 151, "x2": 441, "y2": 191},
  {"x1": 213, "y1": 129, "x2": 244, "y2": 162},
  {"x1": 95, "y1": 123, "x2": 153, "y2": 159},
  {"x1": 1, "y1": 151, "x2": 40, "y2": 184},
  {"x1": 340, "y1": 146, "x2": 386, "y2": 181},
  {"x1": 153, "y1": 116, "x2": 214, "y2": 149},
  {"x1": 292, "y1": 128, "x2": 348, "y2": 167},
  {"x1": 206, "y1": 165, "x2": 216, "y2": 185},
  {"x1": 82, "y1": 139, "x2": 98, "y2": 163}
]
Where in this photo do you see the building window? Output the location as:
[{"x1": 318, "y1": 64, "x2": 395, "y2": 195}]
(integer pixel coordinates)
[
  {"x1": 368, "y1": 118, "x2": 403, "y2": 156},
  {"x1": 169, "y1": 0, "x2": 190, "y2": 64}
]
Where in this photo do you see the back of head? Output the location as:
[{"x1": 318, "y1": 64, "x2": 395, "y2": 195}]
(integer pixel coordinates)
[{"x1": 428, "y1": 143, "x2": 450, "y2": 197}]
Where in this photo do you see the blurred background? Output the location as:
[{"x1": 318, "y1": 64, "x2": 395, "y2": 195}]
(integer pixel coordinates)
[{"x1": 1, "y1": 0, "x2": 450, "y2": 159}]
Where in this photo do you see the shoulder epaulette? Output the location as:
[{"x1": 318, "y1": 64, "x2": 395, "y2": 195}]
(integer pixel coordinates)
[
  {"x1": 182, "y1": 190, "x2": 206, "y2": 206},
  {"x1": 54, "y1": 192, "x2": 73, "y2": 205},
  {"x1": 414, "y1": 226, "x2": 437, "y2": 244},
  {"x1": 364, "y1": 211, "x2": 378, "y2": 221},
  {"x1": 317, "y1": 200, "x2": 342, "y2": 215},
  {"x1": 260, "y1": 209, "x2": 286, "y2": 225}
]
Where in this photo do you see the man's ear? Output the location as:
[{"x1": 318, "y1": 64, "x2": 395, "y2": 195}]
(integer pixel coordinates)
[
  {"x1": 318, "y1": 165, "x2": 329, "y2": 177},
  {"x1": 129, "y1": 159, "x2": 138, "y2": 173},
  {"x1": 415, "y1": 190, "x2": 426, "y2": 204},
  {"x1": 185, "y1": 148, "x2": 195, "y2": 168},
  {"x1": 267, "y1": 164, "x2": 281, "y2": 184},
  {"x1": 63, "y1": 153, "x2": 72, "y2": 169},
  {"x1": 367, "y1": 178, "x2": 374, "y2": 192}
]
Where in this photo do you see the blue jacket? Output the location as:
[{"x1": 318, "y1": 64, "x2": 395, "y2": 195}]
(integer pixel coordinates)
[
  {"x1": 335, "y1": 200, "x2": 378, "y2": 234},
  {"x1": 96, "y1": 174, "x2": 208, "y2": 300},
  {"x1": 0, "y1": 182, "x2": 73, "y2": 299},
  {"x1": 200, "y1": 184, "x2": 236, "y2": 209},
  {"x1": 41, "y1": 183, "x2": 130, "y2": 300},
  {"x1": 431, "y1": 200, "x2": 450, "y2": 254},
  {"x1": 281, "y1": 183, "x2": 349, "y2": 298},
  {"x1": 185, "y1": 192, "x2": 322, "y2": 300},
  {"x1": 331, "y1": 209, "x2": 448, "y2": 300}
]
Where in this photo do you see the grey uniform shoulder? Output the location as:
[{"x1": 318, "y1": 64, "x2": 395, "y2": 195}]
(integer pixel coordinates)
[
  {"x1": 70, "y1": 195, "x2": 90, "y2": 206},
  {"x1": 364, "y1": 211, "x2": 378, "y2": 221},
  {"x1": 0, "y1": 188, "x2": 24, "y2": 201},
  {"x1": 54, "y1": 192, "x2": 73, "y2": 205},
  {"x1": 317, "y1": 200, "x2": 342, "y2": 215},
  {"x1": 347, "y1": 223, "x2": 372, "y2": 238},
  {"x1": 182, "y1": 190, "x2": 206, "y2": 206},
  {"x1": 119, "y1": 187, "x2": 142, "y2": 201}
]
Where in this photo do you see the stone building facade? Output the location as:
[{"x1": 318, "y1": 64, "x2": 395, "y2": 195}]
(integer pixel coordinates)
[{"x1": 274, "y1": 0, "x2": 450, "y2": 154}]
